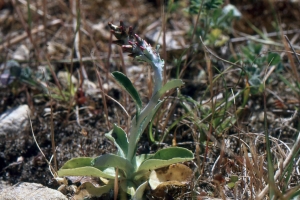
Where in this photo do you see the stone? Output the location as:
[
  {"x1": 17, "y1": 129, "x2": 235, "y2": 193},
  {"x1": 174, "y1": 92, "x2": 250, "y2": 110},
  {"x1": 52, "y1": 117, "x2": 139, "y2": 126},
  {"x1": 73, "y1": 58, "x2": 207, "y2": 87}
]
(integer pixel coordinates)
[
  {"x1": 0, "y1": 182, "x2": 67, "y2": 200},
  {"x1": 0, "y1": 105, "x2": 30, "y2": 136}
]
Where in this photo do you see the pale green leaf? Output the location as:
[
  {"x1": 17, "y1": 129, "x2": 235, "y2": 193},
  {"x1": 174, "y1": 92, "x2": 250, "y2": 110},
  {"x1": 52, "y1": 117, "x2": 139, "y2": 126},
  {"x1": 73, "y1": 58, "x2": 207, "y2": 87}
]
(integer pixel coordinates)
[
  {"x1": 156, "y1": 79, "x2": 184, "y2": 98},
  {"x1": 135, "y1": 147, "x2": 194, "y2": 177},
  {"x1": 59, "y1": 157, "x2": 93, "y2": 169},
  {"x1": 92, "y1": 154, "x2": 134, "y2": 177},
  {"x1": 136, "y1": 154, "x2": 153, "y2": 168},
  {"x1": 132, "y1": 181, "x2": 148, "y2": 200},
  {"x1": 105, "y1": 124, "x2": 128, "y2": 158},
  {"x1": 120, "y1": 180, "x2": 136, "y2": 196},
  {"x1": 80, "y1": 181, "x2": 114, "y2": 197},
  {"x1": 58, "y1": 166, "x2": 115, "y2": 179},
  {"x1": 112, "y1": 71, "x2": 142, "y2": 111}
]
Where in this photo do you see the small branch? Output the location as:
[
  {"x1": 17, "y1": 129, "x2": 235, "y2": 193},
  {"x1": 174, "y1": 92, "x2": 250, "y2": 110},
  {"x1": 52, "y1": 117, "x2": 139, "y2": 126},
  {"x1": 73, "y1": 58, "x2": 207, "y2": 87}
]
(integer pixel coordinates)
[{"x1": 256, "y1": 132, "x2": 300, "y2": 199}]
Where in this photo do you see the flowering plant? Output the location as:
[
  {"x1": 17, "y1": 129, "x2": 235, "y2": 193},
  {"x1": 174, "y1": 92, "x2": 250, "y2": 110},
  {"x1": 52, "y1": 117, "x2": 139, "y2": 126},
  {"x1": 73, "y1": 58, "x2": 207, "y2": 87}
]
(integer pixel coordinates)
[{"x1": 58, "y1": 22, "x2": 194, "y2": 199}]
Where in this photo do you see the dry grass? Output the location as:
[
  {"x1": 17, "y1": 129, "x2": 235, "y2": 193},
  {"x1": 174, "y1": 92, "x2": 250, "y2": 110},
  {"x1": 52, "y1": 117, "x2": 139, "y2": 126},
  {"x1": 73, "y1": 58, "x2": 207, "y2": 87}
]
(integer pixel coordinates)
[{"x1": 1, "y1": 0, "x2": 300, "y2": 199}]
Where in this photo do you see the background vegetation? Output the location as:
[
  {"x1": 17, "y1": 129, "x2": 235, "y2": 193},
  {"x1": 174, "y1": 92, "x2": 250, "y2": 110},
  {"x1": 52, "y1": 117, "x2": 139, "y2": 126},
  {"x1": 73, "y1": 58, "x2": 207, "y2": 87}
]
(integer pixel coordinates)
[{"x1": 0, "y1": 0, "x2": 300, "y2": 199}]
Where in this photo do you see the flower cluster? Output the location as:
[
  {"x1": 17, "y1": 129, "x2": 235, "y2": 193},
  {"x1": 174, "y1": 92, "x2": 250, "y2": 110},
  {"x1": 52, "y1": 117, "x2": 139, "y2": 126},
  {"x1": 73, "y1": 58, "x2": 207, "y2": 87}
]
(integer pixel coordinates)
[
  {"x1": 108, "y1": 21, "x2": 163, "y2": 68},
  {"x1": 108, "y1": 21, "x2": 164, "y2": 93}
]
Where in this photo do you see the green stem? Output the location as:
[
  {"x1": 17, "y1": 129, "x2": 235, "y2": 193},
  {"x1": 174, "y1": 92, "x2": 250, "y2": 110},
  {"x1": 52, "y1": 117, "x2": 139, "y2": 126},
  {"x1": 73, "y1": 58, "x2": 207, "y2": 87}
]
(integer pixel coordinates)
[{"x1": 127, "y1": 60, "x2": 163, "y2": 163}]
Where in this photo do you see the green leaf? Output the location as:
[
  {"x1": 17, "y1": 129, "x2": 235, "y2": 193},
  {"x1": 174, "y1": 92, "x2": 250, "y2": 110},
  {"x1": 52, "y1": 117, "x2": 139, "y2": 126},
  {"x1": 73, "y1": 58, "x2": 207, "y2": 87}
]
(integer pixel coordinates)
[
  {"x1": 105, "y1": 124, "x2": 128, "y2": 158},
  {"x1": 81, "y1": 181, "x2": 114, "y2": 197},
  {"x1": 136, "y1": 154, "x2": 153, "y2": 168},
  {"x1": 227, "y1": 182, "x2": 235, "y2": 189},
  {"x1": 230, "y1": 175, "x2": 239, "y2": 182},
  {"x1": 58, "y1": 166, "x2": 115, "y2": 179},
  {"x1": 267, "y1": 52, "x2": 281, "y2": 66},
  {"x1": 112, "y1": 71, "x2": 142, "y2": 112},
  {"x1": 151, "y1": 147, "x2": 194, "y2": 160},
  {"x1": 92, "y1": 154, "x2": 134, "y2": 177},
  {"x1": 136, "y1": 101, "x2": 163, "y2": 145},
  {"x1": 59, "y1": 157, "x2": 94, "y2": 169},
  {"x1": 136, "y1": 147, "x2": 194, "y2": 176},
  {"x1": 249, "y1": 75, "x2": 261, "y2": 87},
  {"x1": 156, "y1": 79, "x2": 184, "y2": 97},
  {"x1": 132, "y1": 181, "x2": 148, "y2": 200},
  {"x1": 120, "y1": 180, "x2": 136, "y2": 196}
]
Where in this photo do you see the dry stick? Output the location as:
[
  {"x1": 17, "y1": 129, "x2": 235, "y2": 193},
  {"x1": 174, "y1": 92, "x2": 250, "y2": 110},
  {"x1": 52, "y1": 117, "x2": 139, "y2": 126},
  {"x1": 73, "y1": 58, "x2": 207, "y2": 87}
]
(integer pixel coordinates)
[
  {"x1": 160, "y1": 101, "x2": 177, "y2": 143},
  {"x1": 114, "y1": 168, "x2": 119, "y2": 200},
  {"x1": 95, "y1": 68, "x2": 110, "y2": 130},
  {"x1": 28, "y1": 113, "x2": 57, "y2": 178},
  {"x1": 203, "y1": 51, "x2": 214, "y2": 175},
  {"x1": 234, "y1": 31, "x2": 300, "y2": 50},
  {"x1": 90, "y1": 51, "x2": 129, "y2": 119},
  {"x1": 72, "y1": 0, "x2": 88, "y2": 85},
  {"x1": 42, "y1": 0, "x2": 48, "y2": 44},
  {"x1": 190, "y1": 124, "x2": 203, "y2": 176},
  {"x1": 18, "y1": 0, "x2": 52, "y2": 19},
  {"x1": 180, "y1": 0, "x2": 204, "y2": 78},
  {"x1": 45, "y1": 57, "x2": 66, "y2": 101},
  {"x1": 256, "y1": 132, "x2": 300, "y2": 200},
  {"x1": 283, "y1": 35, "x2": 300, "y2": 121},
  {"x1": 162, "y1": 2, "x2": 167, "y2": 84},
  {"x1": 106, "y1": 33, "x2": 113, "y2": 81},
  {"x1": 0, "y1": 18, "x2": 61, "y2": 52},
  {"x1": 199, "y1": 37, "x2": 243, "y2": 68},
  {"x1": 117, "y1": 47, "x2": 130, "y2": 130},
  {"x1": 50, "y1": 98, "x2": 58, "y2": 172},
  {"x1": 12, "y1": 0, "x2": 41, "y2": 63},
  {"x1": 230, "y1": 29, "x2": 300, "y2": 43}
]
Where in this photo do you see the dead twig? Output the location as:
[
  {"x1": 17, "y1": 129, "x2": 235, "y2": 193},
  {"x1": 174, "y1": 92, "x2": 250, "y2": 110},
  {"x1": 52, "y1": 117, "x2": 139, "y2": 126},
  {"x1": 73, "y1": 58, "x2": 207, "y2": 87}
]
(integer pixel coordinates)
[
  {"x1": 0, "y1": 19, "x2": 62, "y2": 52},
  {"x1": 256, "y1": 132, "x2": 300, "y2": 199}
]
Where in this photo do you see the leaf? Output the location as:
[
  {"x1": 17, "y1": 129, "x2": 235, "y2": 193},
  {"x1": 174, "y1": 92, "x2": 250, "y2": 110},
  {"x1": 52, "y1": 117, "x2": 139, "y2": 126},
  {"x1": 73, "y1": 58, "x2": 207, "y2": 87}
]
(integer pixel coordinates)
[
  {"x1": 76, "y1": 181, "x2": 114, "y2": 198},
  {"x1": 58, "y1": 157, "x2": 117, "y2": 179},
  {"x1": 92, "y1": 154, "x2": 134, "y2": 178},
  {"x1": 227, "y1": 182, "x2": 235, "y2": 189},
  {"x1": 135, "y1": 147, "x2": 194, "y2": 177},
  {"x1": 249, "y1": 75, "x2": 261, "y2": 87},
  {"x1": 105, "y1": 124, "x2": 128, "y2": 158},
  {"x1": 135, "y1": 101, "x2": 163, "y2": 145},
  {"x1": 58, "y1": 166, "x2": 115, "y2": 179},
  {"x1": 112, "y1": 71, "x2": 142, "y2": 112},
  {"x1": 59, "y1": 157, "x2": 94, "y2": 169},
  {"x1": 156, "y1": 79, "x2": 184, "y2": 98},
  {"x1": 132, "y1": 181, "x2": 148, "y2": 200},
  {"x1": 131, "y1": 79, "x2": 184, "y2": 145},
  {"x1": 267, "y1": 52, "x2": 281, "y2": 66},
  {"x1": 136, "y1": 154, "x2": 153, "y2": 168},
  {"x1": 230, "y1": 175, "x2": 239, "y2": 182},
  {"x1": 120, "y1": 180, "x2": 136, "y2": 196}
]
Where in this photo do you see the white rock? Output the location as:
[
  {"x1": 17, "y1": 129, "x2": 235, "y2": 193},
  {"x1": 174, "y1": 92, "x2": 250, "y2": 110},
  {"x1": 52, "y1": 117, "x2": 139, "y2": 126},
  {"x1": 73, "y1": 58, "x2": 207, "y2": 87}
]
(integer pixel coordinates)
[
  {"x1": 12, "y1": 45, "x2": 30, "y2": 61},
  {"x1": 0, "y1": 105, "x2": 30, "y2": 136},
  {"x1": 0, "y1": 182, "x2": 67, "y2": 200},
  {"x1": 57, "y1": 71, "x2": 78, "y2": 89}
]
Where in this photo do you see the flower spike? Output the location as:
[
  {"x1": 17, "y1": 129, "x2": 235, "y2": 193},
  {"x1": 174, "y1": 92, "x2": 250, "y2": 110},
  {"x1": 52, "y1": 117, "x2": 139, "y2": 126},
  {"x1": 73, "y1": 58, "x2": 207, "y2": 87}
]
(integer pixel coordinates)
[{"x1": 109, "y1": 21, "x2": 164, "y2": 95}]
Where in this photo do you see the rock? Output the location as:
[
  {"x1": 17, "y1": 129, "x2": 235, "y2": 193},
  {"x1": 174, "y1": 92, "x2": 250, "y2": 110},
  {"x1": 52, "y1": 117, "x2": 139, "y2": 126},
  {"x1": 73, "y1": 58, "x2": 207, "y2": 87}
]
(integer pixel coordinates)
[
  {"x1": 0, "y1": 182, "x2": 67, "y2": 200},
  {"x1": 57, "y1": 71, "x2": 78, "y2": 89},
  {"x1": 12, "y1": 45, "x2": 30, "y2": 61},
  {"x1": 0, "y1": 105, "x2": 30, "y2": 136}
]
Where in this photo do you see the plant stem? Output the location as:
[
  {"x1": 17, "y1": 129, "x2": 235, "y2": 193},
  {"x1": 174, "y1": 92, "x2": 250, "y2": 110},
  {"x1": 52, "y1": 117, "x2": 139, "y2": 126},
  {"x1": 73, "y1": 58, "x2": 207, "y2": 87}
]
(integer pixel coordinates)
[{"x1": 127, "y1": 59, "x2": 163, "y2": 163}]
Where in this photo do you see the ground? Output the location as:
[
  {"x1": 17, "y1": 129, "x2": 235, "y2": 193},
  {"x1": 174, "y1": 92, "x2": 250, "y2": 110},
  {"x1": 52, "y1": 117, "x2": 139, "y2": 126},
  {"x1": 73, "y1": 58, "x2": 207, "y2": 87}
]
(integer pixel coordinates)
[{"x1": 0, "y1": 0, "x2": 300, "y2": 199}]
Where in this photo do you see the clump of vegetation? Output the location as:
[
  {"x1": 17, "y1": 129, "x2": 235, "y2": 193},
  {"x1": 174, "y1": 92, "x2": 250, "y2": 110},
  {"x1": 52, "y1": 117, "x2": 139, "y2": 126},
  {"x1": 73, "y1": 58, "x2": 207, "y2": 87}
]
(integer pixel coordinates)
[
  {"x1": 1, "y1": 1, "x2": 300, "y2": 200},
  {"x1": 57, "y1": 22, "x2": 194, "y2": 199}
]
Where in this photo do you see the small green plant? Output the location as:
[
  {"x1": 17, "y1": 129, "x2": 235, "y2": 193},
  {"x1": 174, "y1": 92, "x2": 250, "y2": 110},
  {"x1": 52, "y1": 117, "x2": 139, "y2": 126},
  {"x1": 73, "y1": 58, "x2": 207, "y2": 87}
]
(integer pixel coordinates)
[
  {"x1": 57, "y1": 22, "x2": 194, "y2": 199},
  {"x1": 229, "y1": 42, "x2": 282, "y2": 94},
  {"x1": 0, "y1": 60, "x2": 49, "y2": 93},
  {"x1": 0, "y1": 60, "x2": 79, "y2": 104},
  {"x1": 187, "y1": 0, "x2": 241, "y2": 47}
]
